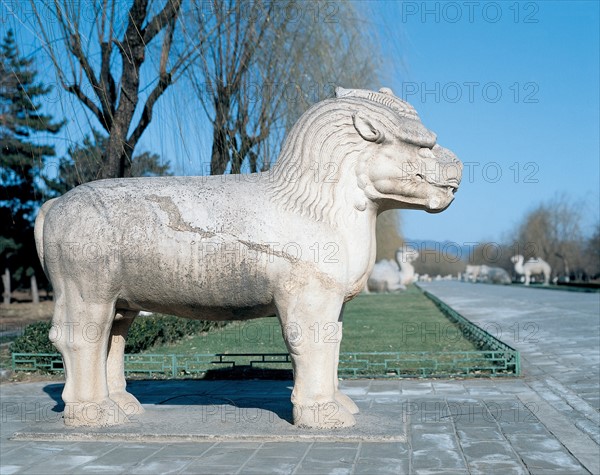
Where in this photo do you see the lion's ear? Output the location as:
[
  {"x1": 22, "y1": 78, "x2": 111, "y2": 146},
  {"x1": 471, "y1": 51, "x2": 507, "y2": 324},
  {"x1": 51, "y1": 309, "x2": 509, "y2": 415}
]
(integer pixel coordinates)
[{"x1": 352, "y1": 112, "x2": 385, "y2": 143}]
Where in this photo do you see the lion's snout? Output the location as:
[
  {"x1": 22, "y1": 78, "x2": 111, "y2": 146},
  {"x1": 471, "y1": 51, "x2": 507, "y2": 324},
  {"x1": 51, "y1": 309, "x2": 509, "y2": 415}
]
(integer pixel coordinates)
[{"x1": 432, "y1": 145, "x2": 462, "y2": 190}]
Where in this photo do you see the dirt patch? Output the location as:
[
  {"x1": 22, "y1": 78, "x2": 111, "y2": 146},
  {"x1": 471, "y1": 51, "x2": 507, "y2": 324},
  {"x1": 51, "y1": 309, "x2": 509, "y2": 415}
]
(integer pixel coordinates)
[
  {"x1": 1, "y1": 300, "x2": 54, "y2": 333},
  {"x1": 0, "y1": 369, "x2": 63, "y2": 384}
]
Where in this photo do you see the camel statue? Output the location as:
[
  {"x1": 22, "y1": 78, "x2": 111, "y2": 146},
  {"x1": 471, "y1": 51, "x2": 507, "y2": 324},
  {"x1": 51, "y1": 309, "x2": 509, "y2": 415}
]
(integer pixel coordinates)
[
  {"x1": 511, "y1": 255, "x2": 551, "y2": 285},
  {"x1": 366, "y1": 258, "x2": 404, "y2": 292},
  {"x1": 397, "y1": 247, "x2": 419, "y2": 286},
  {"x1": 366, "y1": 246, "x2": 419, "y2": 292}
]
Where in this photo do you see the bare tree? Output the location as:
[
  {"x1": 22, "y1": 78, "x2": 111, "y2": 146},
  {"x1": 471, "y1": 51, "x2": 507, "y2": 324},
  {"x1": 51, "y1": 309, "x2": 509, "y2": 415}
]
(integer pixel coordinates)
[
  {"x1": 584, "y1": 223, "x2": 600, "y2": 279},
  {"x1": 513, "y1": 195, "x2": 587, "y2": 278},
  {"x1": 468, "y1": 242, "x2": 514, "y2": 271},
  {"x1": 413, "y1": 250, "x2": 465, "y2": 278},
  {"x1": 29, "y1": 0, "x2": 383, "y2": 179},
  {"x1": 376, "y1": 211, "x2": 404, "y2": 261},
  {"x1": 30, "y1": 0, "x2": 195, "y2": 178},
  {"x1": 188, "y1": 0, "x2": 380, "y2": 174}
]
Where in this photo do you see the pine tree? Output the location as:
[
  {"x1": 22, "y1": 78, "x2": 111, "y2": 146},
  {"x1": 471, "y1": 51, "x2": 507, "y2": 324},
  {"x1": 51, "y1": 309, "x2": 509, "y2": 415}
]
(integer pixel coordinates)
[{"x1": 0, "y1": 29, "x2": 64, "y2": 300}]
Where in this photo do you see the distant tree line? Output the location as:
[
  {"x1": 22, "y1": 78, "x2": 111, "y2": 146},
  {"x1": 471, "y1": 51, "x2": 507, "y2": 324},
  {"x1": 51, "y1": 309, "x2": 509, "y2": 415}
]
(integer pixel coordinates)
[
  {"x1": 470, "y1": 196, "x2": 599, "y2": 282},
  {"x1": 1, "y1": 29, "x2": 63, "y2": 303},
  {"x1": 410, "y1": 196, "x2": 599, "y2": 282}
]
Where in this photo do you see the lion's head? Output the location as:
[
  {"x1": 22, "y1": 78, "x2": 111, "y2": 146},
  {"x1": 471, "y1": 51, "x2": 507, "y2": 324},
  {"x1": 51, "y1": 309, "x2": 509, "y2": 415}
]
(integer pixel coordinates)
[{"x1": 269, "y1": 87, "x2": 462, "y2": 224}]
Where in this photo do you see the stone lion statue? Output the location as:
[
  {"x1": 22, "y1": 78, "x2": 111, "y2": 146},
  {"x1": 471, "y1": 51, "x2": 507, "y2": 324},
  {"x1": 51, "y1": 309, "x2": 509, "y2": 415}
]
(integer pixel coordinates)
[{"x1": 35, "y1": 87, "x2": 462, "y2": 429}]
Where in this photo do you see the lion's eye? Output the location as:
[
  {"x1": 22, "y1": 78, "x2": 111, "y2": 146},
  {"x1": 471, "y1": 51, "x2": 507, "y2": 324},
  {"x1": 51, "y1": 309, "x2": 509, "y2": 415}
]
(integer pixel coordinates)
[{"x1": 418, "y1": 147, "x2": 436, "y2": 159}]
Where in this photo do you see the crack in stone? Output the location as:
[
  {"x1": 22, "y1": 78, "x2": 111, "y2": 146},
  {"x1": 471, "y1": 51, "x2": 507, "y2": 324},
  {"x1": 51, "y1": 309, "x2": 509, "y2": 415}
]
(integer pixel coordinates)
[
  {"x1": 147, "y1": 194, "x2": 215, "y2": 239},
  {"x1": 237, "y1": 239, "x2": 299, "y2": 264},
  {"x1": 147, "y1": 195, "x2": 298, "y2": 264}
]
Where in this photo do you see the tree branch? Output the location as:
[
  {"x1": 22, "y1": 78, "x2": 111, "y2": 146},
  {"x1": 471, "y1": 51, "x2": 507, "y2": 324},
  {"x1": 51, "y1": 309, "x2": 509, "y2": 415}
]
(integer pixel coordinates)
[
  {"x1": 143, "y1": 0, "x2": 182, "y2": 43},
  {"x1": 127, "y1": 72, "x2": 172, "y2": 148},
  {"x1": 65, "y1": 84, "x2": 105, "y2": 126},
  {"x1": 159, "y1": 14, "x2": 176, "y2": 75},
  {"x1": 52, "y1": 1, "x2": 117, "y2": 130}
]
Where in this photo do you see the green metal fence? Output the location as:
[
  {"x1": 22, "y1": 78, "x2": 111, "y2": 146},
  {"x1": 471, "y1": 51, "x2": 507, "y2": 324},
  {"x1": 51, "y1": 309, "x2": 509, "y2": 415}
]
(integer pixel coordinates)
[
  {"x1": 10, "y1": 289, "x2": 520, "y2": 378},
  {"x1": 421, "y1": 289, "x2": 520, "y2": 376},
  {"x1": 12, "y1": 348, "x2": 519, "y2": 379}
]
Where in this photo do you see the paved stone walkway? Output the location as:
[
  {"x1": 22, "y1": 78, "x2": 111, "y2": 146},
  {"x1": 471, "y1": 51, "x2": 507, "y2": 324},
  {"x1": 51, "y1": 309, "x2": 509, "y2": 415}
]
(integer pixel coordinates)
[{"x1": 1, "y1": 282, "x2": 598, "y2": 474}]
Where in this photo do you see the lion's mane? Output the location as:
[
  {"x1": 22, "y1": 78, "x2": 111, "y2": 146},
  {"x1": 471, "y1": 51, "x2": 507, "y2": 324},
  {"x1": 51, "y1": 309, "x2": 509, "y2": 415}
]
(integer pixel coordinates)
[{"x1": 268, "y1": 89, "x2": 435, "y2": 226}]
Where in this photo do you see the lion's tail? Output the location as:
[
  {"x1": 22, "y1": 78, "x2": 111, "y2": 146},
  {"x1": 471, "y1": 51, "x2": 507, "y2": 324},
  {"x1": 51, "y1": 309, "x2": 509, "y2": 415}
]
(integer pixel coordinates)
[{"x1": 34, "y1": 198, "x2": 58, "y2": 277}]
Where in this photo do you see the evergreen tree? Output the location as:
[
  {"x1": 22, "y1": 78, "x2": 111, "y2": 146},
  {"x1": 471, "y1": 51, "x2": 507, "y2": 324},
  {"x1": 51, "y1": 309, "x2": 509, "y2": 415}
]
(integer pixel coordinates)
[
  {"x1": 0, "y1": 29, "x2": 64, "y2": 297},
  {"x1": 46, "y1": 129, "x2": 171, "y2": 196}
]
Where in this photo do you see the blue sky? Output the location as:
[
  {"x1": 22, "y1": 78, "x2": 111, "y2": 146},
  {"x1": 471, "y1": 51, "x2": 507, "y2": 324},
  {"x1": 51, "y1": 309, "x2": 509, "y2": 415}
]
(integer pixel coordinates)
[
  {"x1": 374, "y1": 0, "x2": 600, "y2": 244},
  {"x1": 5, "y1": 1, "x2": 599, "y2": 246}
]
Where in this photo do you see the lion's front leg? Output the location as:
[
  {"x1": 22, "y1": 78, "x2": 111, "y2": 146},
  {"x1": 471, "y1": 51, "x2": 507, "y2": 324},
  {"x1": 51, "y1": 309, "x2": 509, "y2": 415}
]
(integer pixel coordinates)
[{"x1": 276, "y1": 287, "x2": 355, "y2": 429}]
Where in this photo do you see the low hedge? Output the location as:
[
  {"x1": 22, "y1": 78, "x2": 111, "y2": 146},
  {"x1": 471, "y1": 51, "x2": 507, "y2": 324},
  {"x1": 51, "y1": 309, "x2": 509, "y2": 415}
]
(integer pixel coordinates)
[
  {"x1": 125, "y1": 316, "x2": 225, "y2": 353},
  {"x1": 10, "y1": 321, "x2": 56, "y2": 354},
  {"x1": 10, "y1": 315, "x2": 226, "y2": 356}
]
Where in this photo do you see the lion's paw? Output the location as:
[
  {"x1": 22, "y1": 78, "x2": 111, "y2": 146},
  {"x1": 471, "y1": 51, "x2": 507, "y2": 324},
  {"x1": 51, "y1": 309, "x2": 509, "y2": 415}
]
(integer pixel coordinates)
[
  {"x1": 293, "y1": 400, "x2": 356, "y2": 429},
  {"x1": 335, "y1": 390, "x2": 359, "y2": 415},
  {"x1": 110, "y1": 391, "x2": 145, "y2": 417},
  {"x1": 63, "y1": 399, "x2": 130, "y2": 427}
]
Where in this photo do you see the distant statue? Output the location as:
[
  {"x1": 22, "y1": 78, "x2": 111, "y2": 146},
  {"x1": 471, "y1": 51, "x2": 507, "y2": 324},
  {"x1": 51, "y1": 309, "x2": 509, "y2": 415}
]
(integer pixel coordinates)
[
  {"x1": 366, "y1": 246, "x2": 419, "y2": 292},
  {"x1": 35, "y1": 87, "x2": 462, "y2": 429},
  {"x1": 367, "y1": 258, "x2": 405, "y2": 292},
  {"x1": 464, "y1": 264, "x2": 511, "y2": 284},
  {"x1": 477, "y1": 265, "x2": 512, "y2": 284},
  {"x1": 464, "y1": 264, "x2": 481, "y2": 282},
  {"x1": 511, "y1": 255, "x2": 551, "y2": 285},
  {"x1": 397, "y1": 247, "x2": 419, "y2": 286}
]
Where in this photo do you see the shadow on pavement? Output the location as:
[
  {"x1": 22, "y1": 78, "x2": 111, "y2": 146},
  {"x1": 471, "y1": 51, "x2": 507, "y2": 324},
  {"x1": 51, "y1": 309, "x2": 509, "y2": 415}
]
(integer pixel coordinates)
[{"x1": 42, "y1": 372, "x2": 295, "y2": 422}]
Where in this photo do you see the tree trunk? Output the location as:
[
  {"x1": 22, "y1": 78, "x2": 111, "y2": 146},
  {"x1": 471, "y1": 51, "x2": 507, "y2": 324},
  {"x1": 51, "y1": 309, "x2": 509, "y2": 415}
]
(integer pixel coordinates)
[
  {"x1": 103, "y1": 130, "x2": 127, "y2": 178},
  {"x1": 210, "y1": 123, "x2": 230, "y2": 175},
  {"x1": 31, "y1": 274, "x2": 39, "y2": 304},
  {"x1": 2, "y1": 268, "x2": 10, "y2": 305},
  {"x1": 101, "y1": 38, "x2": 145, "y2": 179},
  {"x1": 103, "y1": 119, "x2": 134, "y2": 179},
  {"x1": 210, "y1": 90, "x2": 231, "y2": 175}
]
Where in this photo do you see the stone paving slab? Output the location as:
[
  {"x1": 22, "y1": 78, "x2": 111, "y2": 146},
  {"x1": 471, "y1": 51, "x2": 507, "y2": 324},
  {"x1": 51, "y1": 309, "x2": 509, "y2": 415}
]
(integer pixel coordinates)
[
  {"x1": 1, "y1": 378, "x2": 594, "y2": 474},
  {"x1": 1, "y1": 282, "x2": 598, "y2": 474},
  {"x1": 7, "y1": 380, "x2": 406, "y2": 443},
  {"x1": 419, "y1": 281, "x2": 600, "y2": 475}
]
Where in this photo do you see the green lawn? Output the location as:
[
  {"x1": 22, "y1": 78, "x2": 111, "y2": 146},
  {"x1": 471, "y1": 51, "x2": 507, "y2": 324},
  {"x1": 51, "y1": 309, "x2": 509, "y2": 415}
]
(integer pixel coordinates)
[
  {"x1": 5, "y1": 287, "x2": 499, "y2": 379},
  {"x1": 145, "y1": 286, "x2": 478, "y2": 355}
]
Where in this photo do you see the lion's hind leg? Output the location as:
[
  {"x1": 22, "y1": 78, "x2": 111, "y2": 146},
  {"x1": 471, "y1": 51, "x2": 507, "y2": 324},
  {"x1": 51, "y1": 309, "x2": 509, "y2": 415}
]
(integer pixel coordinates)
[
  {"x1": 107, "y1": 311, "x2": 145, "y2": 418},
  {"x1": 52, "y1": 285, "x2": 128, "y2": 427}
]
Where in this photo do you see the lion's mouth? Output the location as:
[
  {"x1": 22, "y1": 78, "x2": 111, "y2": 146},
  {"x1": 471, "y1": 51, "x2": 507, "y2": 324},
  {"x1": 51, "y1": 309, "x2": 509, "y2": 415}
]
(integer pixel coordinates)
[
  {"x1": 416, "y1": 174, "x2": 459, "y2": 193},
  {"x1": 444, "y1": 178, "x2": 460, "y2": 192}
]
